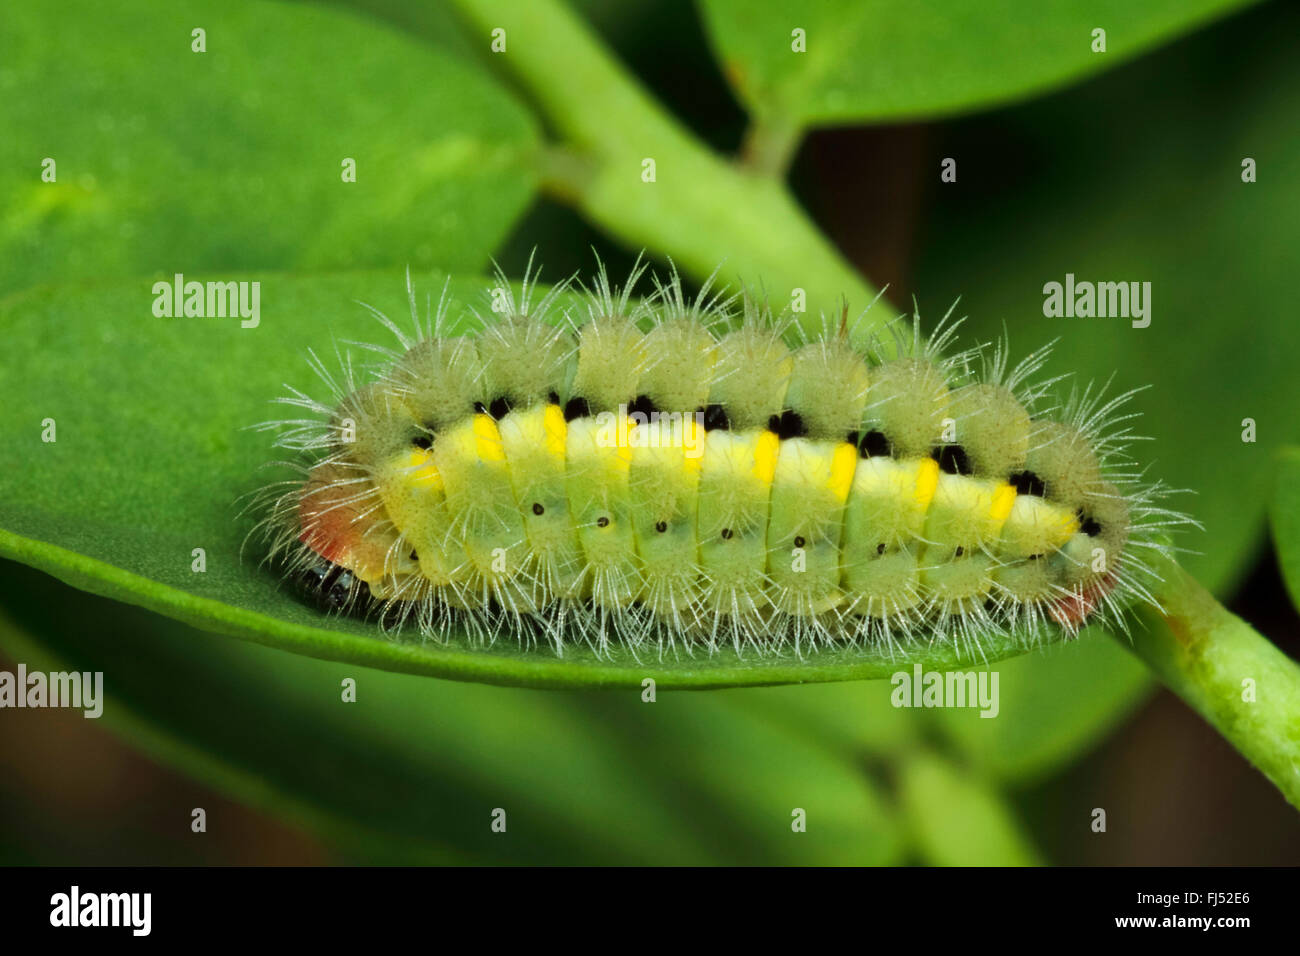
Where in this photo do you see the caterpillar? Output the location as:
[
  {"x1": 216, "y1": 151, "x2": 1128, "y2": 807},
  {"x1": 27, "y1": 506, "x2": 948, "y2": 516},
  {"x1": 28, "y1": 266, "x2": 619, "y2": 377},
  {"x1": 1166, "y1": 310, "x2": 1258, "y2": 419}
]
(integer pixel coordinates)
[{"x1": 250, "y1": 256, "x2": 1191, "y2": 660}]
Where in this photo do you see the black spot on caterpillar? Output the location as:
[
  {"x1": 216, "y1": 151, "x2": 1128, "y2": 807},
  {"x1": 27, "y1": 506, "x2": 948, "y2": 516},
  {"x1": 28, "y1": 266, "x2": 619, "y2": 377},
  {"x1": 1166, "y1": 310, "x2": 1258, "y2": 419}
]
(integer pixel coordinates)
[
  {"x1": 250, "y1": 257, "x2": 1194, "y2": 658},
  {"x1": 769, "y1": 409, "x2": 808, "y2": 440},
  {"x1": 700, "y1": 403, "x2": 730, "y2": 432},
  {"x1": 1009, "y1": 469, "x2": 1046, "y2": 497},
  {"x1": 627, "y1": 394, "x2": 657, "y2": 419},
  {"x1": 1078, "y1": 513, "x2": 1104, "y2": 537},
  {"x1": 564, "y1": 396, "x2": 592, "y2": 422},
  {"x1": 933, "y1": 443, "x2": 973, "y2": 476},
  {"x1": 859, "y1": 429, "x2": 893, "y2": 459}
]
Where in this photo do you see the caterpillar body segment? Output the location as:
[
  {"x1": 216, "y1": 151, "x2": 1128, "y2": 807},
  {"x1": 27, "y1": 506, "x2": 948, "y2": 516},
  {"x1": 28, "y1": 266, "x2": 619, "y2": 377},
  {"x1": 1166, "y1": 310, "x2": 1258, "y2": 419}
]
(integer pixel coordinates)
[
  {"x1": 627, "y1": 416, "x2": 703, "y2": 625},
  {"x1": 563, "y1": 411, "x2": 638, "y2": 610},
  {"x1": 254, "y1": 260, "x2": 1191, "y2": 658},
  {"x1": 497, "y1": 402, "x2": 585, "y2": 603}
]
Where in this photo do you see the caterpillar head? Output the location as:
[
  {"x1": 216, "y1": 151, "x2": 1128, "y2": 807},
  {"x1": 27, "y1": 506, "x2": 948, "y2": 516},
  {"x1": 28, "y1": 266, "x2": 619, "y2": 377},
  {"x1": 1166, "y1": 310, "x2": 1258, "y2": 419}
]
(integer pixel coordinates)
[{"x1": 1056, "y1": 482, "x2": 1132, "y2": 590}]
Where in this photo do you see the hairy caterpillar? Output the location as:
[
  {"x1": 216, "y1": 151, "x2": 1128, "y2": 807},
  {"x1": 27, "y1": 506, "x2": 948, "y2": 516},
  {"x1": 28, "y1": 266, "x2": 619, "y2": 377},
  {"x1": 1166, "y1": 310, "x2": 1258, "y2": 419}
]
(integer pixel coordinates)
[{"x1": 250, "y1": 256, "x2": 1191, "y2": 659}]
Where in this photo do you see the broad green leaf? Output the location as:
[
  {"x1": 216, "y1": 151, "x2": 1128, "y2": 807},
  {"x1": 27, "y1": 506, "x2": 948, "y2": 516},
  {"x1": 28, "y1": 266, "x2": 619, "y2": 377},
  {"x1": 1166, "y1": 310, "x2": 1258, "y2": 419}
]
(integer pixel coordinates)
[
  {"x1": 0, "y1": 0, "x2": 538, "y2": 295},
  {"x1": 1, "y1": 271, "x2": 1076, "y2": 689},
  {"x1": 1270, "y1": 447, "x2": 1300, "y2": 613},
  {"x1": 897, "y1": 750, "x2": 1042, "y2": 866},
  {"x1": 697, "y1": 0, "x2": 1260, "y2": 127},
  {"x1": 0, "y1": 560, "x2": 902, "y2": 864},
  {"x1": 914, "y1": 4, "x2": 1300, "y2": 774}
]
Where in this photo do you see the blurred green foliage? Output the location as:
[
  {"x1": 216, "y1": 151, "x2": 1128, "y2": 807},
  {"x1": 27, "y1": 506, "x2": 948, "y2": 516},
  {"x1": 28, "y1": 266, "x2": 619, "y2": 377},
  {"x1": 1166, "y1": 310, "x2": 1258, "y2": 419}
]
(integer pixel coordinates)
[{"x1": 1271, "y1": 448, "x2": 1300, "y2": 614}]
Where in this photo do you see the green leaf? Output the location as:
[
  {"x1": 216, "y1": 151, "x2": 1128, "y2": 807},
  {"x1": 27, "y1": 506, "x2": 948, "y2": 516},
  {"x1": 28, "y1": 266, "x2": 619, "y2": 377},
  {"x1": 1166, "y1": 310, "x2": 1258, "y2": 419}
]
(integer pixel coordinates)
[
  {"x1": 0, "y1": 0, "x2": 538, "y2": 296},
  {"x1": 0, "y1": 560, "x2": 903, "y2": 864},
  {"x1": 897, "y1": 750, "x2": 1042, "y2": 865},
  {"x1": 697, "y1": 0, "x2": 1260, "y2": 128},
  {"x1": 1270, "y1": 447, "x2": 1300, "y2": 613},
  {"x1": 0, "y1": 270, "x2": 1072, "y2": 689}
]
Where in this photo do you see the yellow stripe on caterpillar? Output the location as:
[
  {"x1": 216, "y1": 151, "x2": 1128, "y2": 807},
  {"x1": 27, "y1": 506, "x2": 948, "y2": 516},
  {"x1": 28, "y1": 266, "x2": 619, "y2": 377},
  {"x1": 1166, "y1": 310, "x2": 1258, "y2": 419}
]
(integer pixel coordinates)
[
  {"x1": 829, "y1": 442, "x2": 857, "y2": 503},
  {"x1": 473, "y1": 413, "x2": 506, "y2": 462},
  {"x1": 914, "y1": 457, "x2": 940, "y2": 510},
  {"x1": 752, "y1": 429, "x2": 780, "y2": 485},
  {"x1": 989, "y1": 482, "x2": 1017, "y2": 525},
  {"x1": 404, "y1": 447, "x2": 443, "y2": 492},
  {"x1": 542, "y1": 402, "x2": 567, "y2": 460},
  {"x1": 682, "y1": 414, "x2": 704, "y2": 475}
]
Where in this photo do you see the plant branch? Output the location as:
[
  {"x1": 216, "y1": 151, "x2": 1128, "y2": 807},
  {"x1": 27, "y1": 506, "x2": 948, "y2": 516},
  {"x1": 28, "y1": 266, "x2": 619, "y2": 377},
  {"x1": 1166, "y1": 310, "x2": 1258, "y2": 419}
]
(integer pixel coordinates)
[
  {"x1": 450, "y1": 0, "x2": 896, "y2": 344},
  {"x1": 740, "y1": 113, "x2": 804, "y2": 178},
  {"x1": 1122, "y1": 557, "x2": 1300, "y2": 810}
]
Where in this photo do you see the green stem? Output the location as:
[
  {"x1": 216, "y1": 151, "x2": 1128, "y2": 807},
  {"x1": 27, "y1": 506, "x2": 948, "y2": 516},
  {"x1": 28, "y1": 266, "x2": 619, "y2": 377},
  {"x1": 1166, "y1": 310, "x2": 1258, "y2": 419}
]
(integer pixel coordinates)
[
  {"x1": 1125, "y1": 558, "x2": 1300, "y2": 810},
  {"x1": 450, "y1": 0, "x2": 895, "y2": 342},
  {"x1": 740, "y1": 113, "x2": 804, "y2": 178}
]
